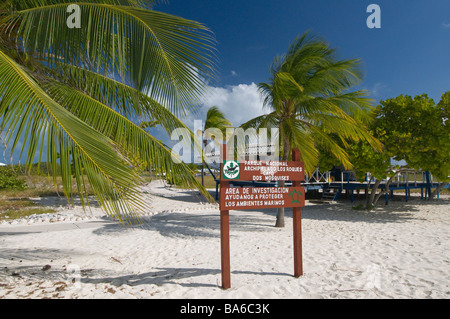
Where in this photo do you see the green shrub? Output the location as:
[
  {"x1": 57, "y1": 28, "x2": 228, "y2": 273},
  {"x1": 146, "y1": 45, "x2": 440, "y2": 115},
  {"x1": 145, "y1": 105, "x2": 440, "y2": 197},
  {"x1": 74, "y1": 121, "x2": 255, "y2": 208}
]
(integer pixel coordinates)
[{"x1": 0, "y1": 167, "x2": 27, "y2": 190}]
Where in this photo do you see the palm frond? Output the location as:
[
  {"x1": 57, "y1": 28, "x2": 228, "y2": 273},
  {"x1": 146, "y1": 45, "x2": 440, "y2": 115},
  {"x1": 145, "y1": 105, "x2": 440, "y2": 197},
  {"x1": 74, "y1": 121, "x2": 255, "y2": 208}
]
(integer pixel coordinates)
[
  {"x1": 43, "y1": 62, "x2": 198, "y2": 140},
  {"x1": 240, "y1": 112, "x2": 278, "y2": 130},
  {"x1": 44, "y1": 79, "x2": 215, "y2": 202},
  {"x1": 5, "y1": 2, "x2": 216, "y2": 116},
  {"x1": 204, "y1": 106, "x2": 232, "y2": 135},
  {"x1": 287, "y1": 122, "x2": 319, "y2": 173},
  {"x1": 253, "y1": 31, "x2": 381, "y2": 174},
  {"x1": 2, "y1": 0, "x2": 155, "y2": 11},
  {"x1": 0, "y1": 47, "x2": 145, "y2": 224}
]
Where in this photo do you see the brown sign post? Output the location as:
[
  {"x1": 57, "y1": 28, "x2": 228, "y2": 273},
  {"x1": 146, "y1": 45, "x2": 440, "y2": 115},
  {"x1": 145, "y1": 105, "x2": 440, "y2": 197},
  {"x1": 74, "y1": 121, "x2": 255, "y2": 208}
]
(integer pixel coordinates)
[
  {"x1": 291, "y1": 148, "x2": 303, "y2": 278},
  {"x1": 219, "y1": 146, "x2": 305, "y2": 289},
  {"x1": 220, "y1": 144, "x2": 231, "y2": 289}
]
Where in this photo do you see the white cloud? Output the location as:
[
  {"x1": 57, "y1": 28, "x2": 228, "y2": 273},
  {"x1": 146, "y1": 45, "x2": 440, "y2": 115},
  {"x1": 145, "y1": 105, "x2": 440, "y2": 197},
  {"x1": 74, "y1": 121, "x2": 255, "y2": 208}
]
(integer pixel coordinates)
[
  {"x1": 442, "y1": 22, "x2": 450, "y2": 28},
  {"x1": 166, "y1": 83, "x2": 267, "y2": 154},
  {"x1": 231, "y1": 70, "x2": 237, "y2": 76},
  {"x1": 186, "y1": 83, "x2": 271, "y2": 163},
  {"x1": 199, "y1": 83, "x2": 266, "y2": 127},
  {"x1": 371, "y1": 82, "x2": 386, "y2": 97},
  {"x1": 364, "y1": 82, "x2": 388, "y2": 100}
]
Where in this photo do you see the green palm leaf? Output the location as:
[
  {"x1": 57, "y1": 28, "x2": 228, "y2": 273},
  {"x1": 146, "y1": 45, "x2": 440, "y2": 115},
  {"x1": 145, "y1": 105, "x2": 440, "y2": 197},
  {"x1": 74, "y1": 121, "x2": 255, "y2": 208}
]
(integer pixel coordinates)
[
  {"x1": 44, "y1": 79, "x2": 214, "y2": 201},
  {"x1": 43, "y1": 62, "x2": 210, "y2": 178},
  {"x1": 246, "y1": 31, "x2": 382, "y2": 227},
  {"x1": 0, "y1": 48, "x2": 145, "y2": 224},
  {"x1": 44, "y1": 62, "x2": 198, "y2": 142},
  {"x1": 255, "y1": 32, "x2": 381, "y2": 171},
  {"x1": 5, "y1": 1, "x2": 216, "y2": 115},
  {"x1": 0, "y1": 1, "x2": 217, "y2": 225},
  {"x1": 203, "y1": 106, "x2": 232, "y2": 140}
]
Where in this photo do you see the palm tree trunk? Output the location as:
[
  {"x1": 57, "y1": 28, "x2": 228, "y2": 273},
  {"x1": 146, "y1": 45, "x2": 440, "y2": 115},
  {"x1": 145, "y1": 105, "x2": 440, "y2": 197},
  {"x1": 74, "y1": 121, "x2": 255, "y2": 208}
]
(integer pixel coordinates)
[
  {"x1": 274, "y1": 133, "x2": 291, "y2": 227},
  {"x1": 275, "y1": 202, "x2": 285, "y2": 228},
  {"x1": 201, "y1": 131, "x2": 205, "y2": 187},
  {"x1": 201, "y1": 160, "x2": 204, "y2": 187}
]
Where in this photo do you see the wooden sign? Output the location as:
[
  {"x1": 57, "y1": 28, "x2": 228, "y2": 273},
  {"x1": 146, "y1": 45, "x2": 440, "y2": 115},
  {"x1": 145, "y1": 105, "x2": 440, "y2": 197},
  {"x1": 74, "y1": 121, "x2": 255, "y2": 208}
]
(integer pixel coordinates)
[
  {"x1": 220, "y1": 186, "x2": 305, "y2": 211},
  {"x1": 219, "y1": 147, "x2": 304, "y2": 290},
  {"x1": 222, "y1": 160, "x2": 304, "y2": 182}
]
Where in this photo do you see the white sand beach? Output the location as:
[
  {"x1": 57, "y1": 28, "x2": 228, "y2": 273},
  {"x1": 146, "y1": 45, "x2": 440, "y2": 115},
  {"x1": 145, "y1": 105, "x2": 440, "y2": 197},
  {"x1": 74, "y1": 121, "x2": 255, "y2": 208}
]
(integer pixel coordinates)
[{"x1": 0, "y1": 180, "x2": 449, "y2": 299}]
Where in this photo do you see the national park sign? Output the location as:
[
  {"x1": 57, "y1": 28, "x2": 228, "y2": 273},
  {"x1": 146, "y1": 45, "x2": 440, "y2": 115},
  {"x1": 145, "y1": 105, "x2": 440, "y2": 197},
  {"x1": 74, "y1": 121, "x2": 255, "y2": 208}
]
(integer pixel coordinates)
[
  {"x1": 219, "y1": 147, "x2": 306, "y2": 290},
  {"x1": 221, "y1": 160, "x2": 304, "y2": 182}
]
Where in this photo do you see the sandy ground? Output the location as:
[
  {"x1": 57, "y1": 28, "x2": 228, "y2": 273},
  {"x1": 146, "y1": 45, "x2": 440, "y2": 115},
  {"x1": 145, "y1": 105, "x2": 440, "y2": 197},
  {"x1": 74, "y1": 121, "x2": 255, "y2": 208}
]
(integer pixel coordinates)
[{"x1": 0, "y1": 180, "x2": 449, "y2": 299}]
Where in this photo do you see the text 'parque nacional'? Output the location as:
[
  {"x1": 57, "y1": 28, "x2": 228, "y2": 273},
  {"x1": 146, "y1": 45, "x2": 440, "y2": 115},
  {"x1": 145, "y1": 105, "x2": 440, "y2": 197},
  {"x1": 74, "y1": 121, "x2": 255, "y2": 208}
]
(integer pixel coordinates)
[{"x1": 222, "y1": 160, "x2": 305, "y2": 182}]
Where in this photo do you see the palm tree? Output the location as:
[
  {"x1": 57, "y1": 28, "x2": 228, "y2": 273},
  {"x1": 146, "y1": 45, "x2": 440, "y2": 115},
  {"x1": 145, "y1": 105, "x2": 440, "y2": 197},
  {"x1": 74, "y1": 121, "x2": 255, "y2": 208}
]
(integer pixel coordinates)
[
  {"x1": 0, "y1": 0, "x2": 216, "y2": 224},
  {"x1": 242, "y1": 32, "x2": 381, "y2": 227},
  {"x1": 198, "y1": 106, "x2": 232, "y2": 186}
]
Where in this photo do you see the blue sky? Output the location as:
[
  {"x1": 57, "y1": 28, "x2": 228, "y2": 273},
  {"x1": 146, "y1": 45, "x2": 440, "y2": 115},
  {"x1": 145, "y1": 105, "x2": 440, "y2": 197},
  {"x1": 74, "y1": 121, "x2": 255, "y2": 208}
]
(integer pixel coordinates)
[
  {"x1": 154, "y1": 0, "x2": 449, "y2": 103},
  {"x1": 148, "y1": 0, "x2": 450, "y2": 153},
  {"x1": 2, "y1": 0, "x2": 449, "y2": 164}
]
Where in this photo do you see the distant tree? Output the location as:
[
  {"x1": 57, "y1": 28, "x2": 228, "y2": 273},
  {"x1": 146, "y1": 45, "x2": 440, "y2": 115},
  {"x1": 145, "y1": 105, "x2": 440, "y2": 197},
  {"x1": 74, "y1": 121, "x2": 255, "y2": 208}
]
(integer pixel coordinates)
[
  {"x1": 375, "y1": 93, "x2": 450, "y2": 196},
  {"x1": 349, "y1": 92, "x2": 450, "y2": 209},
  {"x1": 0, "y1": 166, "x2": 26, "y2": 190},
  {"x1": 347, "y1": 140, "x2": 392, "y2": 209},
  {"x1": 198, "y1": 106, "x2": 232, "y2": 186}
]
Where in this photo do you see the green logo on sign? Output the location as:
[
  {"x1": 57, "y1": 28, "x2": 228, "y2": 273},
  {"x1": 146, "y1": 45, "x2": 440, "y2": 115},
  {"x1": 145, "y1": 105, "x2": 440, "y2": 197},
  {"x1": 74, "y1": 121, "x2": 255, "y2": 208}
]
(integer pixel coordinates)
[
  {"x1": 288, "y1": 190, "x2": 303, "y2": 203},
  {"x1": 223, "y1": 161, "x2": 240, "y2": 179}
]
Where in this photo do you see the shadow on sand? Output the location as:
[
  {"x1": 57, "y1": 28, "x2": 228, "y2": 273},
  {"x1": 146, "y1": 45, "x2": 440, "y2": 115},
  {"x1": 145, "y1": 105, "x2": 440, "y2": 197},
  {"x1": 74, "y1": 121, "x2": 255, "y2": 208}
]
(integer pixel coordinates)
[
  {"x1": 0, "y1": 261, "x2": 291, "y2": 289},
  {"x1": 1, "y1": 192, "x2": 447, "y2": 291},
  {"x1": 90, "y1": 196, "x2": 450, "y2": 239},
  {"x1": 80, "y1": 267, "x2": 292, "y2": 289}
]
